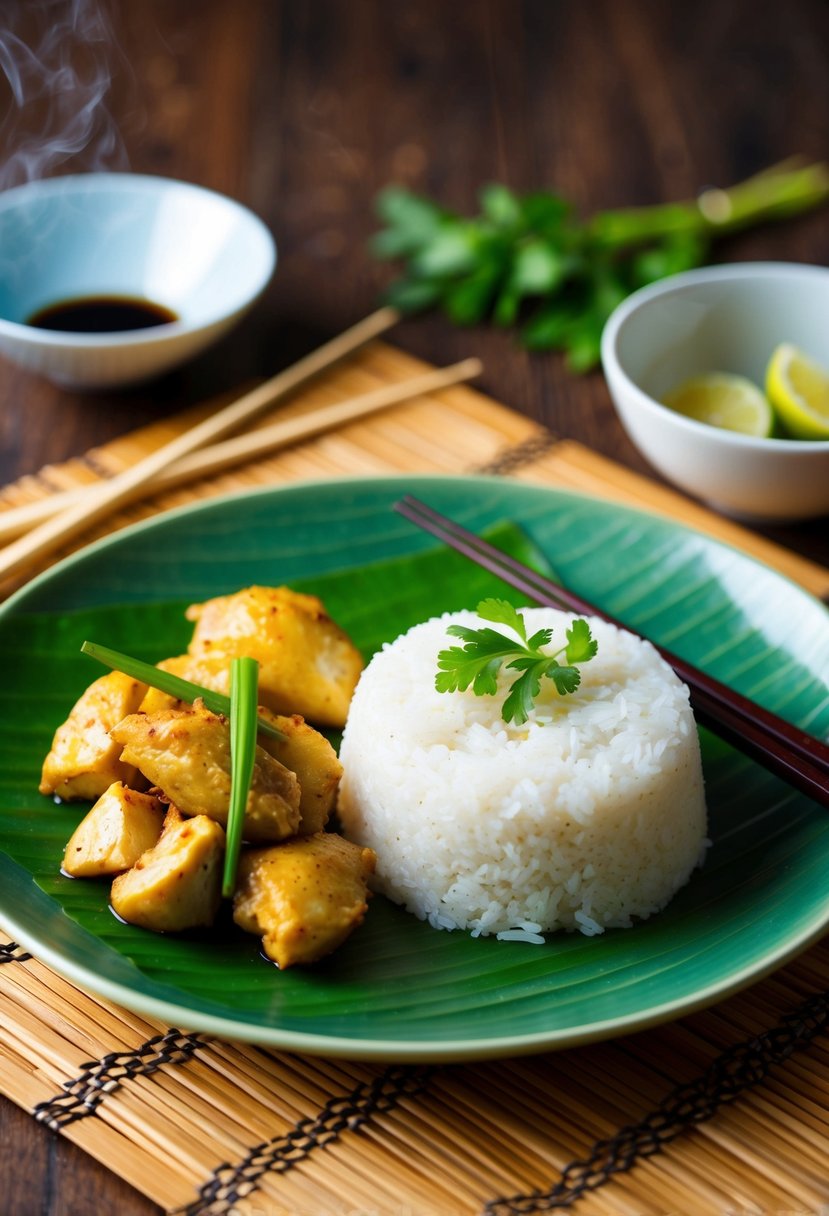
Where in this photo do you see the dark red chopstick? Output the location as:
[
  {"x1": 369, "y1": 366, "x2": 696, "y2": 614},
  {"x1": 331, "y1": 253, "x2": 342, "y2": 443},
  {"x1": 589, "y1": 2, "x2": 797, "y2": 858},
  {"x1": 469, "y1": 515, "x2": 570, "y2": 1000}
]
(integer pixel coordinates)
[{"x1": 395, "y1": 495, "x2": 829, "y2": 809}]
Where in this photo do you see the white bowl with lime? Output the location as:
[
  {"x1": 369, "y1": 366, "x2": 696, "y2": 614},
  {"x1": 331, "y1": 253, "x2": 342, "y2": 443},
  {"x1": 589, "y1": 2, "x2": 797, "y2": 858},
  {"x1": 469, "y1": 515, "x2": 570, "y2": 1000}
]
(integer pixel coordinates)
[{"x1": 601, "y1": 262, "x2": 829, "y2": 522}]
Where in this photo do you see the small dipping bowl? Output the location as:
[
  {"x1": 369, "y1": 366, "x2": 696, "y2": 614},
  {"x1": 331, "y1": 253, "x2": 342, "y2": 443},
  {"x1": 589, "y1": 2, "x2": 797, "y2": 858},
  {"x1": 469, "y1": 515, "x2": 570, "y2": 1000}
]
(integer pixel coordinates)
[
  {"x1": 601, "y1": 262, "x2": 829, "y2": 522},
  {"x1": 0, "y1": 173, "x2": 276, "y2": 389}
]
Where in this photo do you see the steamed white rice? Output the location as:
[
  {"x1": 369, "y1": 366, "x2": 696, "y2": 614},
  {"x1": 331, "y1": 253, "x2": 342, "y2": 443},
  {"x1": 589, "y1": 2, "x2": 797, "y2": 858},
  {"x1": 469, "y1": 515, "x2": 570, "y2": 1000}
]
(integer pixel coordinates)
[{"x1": 337, "y1": 608, "x2": 707, "y2": 939}]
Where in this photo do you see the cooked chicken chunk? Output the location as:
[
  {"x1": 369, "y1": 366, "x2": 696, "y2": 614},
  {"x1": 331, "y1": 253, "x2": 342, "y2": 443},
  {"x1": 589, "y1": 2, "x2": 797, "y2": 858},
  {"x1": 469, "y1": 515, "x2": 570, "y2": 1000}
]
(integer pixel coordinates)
[
  {"x1": 62, "y1": 782, "x2": 165, "y2": 878},
  {"x1": 139, "y1": 678, "x2": 341, "y2": 835},
  {"x1": 259, "y1": 711, "x2": 343, "y2": 834},
  {"x1": 111, "y1": 701, "x2": 300, "y2": 842},
  {"x1": 233, "y1": 832, "x2": 376, "y2": 968},
  {"x1": 110, "y1": 806, "x2": 225, "y2": 932},
  {"x1": 137, "y1": 653, "x2": 231, "y2": 715},
  {"x1": 137, "y1": 656, "x2": 191, "y2": 715},
  {"x1": 185, "y1": 585, "x2": 364, "y2": 727},
  {"x1": 40, "y1": 671, "x2": 148, "y2": 801}
]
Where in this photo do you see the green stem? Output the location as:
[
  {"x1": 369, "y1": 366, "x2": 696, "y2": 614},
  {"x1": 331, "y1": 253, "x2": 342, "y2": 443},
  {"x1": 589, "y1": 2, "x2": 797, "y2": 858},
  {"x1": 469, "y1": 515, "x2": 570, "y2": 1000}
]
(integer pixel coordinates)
[
  {"x1": 81, "y1": 640, "x2": 285, "y2": 740},
  {"x1": 223, "y1": 656, "x2": 259, "y2": 898},
  {"x1": 589, "y1": 159, "x2": 829, "y2": 247}
]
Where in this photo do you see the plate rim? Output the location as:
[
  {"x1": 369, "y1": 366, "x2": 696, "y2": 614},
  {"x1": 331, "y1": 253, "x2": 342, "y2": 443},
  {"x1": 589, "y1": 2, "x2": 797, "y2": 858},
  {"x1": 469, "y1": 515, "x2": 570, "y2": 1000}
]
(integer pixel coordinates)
[
  {"x1": 2, "y1": 471, "x2": 828, "y2": 1062},
  {"x1": 6, "y1": 471, "x2": 829, "y2": 617},
  {"x1": 3, "y1": 901, "x2": 827, "y2": 1062}
]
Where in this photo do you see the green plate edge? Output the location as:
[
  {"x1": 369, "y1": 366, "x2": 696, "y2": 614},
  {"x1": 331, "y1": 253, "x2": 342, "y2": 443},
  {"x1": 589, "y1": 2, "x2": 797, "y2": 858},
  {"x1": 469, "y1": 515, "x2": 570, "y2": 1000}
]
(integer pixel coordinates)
[{"x1": 1, "y1": 472, "x2": 828, "y2": 1062}]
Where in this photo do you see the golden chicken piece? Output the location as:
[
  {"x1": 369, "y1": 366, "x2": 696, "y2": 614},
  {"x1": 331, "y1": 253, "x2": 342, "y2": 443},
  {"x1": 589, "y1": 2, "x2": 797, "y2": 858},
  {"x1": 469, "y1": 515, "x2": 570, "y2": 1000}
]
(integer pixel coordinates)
[
  {"x1": 185, "y1": 585, "x2": 364, "y2": 727},
  {"x1": 259, "y1": 711, "x2": 343, "y2": 835},
  {"x1": 136, "y1": 653, "x2": 231, "y2": 715},
  {"x1": 62, "y1": 782, "x2": 165, "y2": 878},
  {"x1": 233, "y1": 832, "x2": 376, "y2": 968},
  {"x1": 40, "y1": 671, "x2": 148, "y2": 801},
  {"x1": 110, "y1": 806, "x2": 225, "y2": 932},
  {"x1": 137, "y1": 656, "x2": 190, "y2": 715},
  {"x1": 111, "y1": 700, "x2": 300, "y2": 843},
  {"x1": 139, "y1": 676, "x2": 340, "y2": 834}
]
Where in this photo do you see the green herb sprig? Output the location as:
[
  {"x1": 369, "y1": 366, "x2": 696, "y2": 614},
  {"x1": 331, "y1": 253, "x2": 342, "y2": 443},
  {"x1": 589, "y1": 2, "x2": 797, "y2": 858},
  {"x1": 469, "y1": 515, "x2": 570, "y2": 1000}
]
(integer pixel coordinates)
[
  {"x1": 372, "y1": 158, "x2": 829, "y2": 371},
  {"x1": 436, "y1": 599, "x2": 597, "y2": 725},
  {"x1": 80, "y1": 640, "x2": 285, "y2": 740},
  {"x1": 223, "y1": 656, "x2": 259, "y2": 898}
]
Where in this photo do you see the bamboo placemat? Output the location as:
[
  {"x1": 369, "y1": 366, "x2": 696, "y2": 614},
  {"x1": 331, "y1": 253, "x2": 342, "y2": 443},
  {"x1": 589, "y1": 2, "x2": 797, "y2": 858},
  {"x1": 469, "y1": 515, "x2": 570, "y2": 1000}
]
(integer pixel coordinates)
[{"x1": 2, "y1": 340, "x2": 829, "y2": 1214}]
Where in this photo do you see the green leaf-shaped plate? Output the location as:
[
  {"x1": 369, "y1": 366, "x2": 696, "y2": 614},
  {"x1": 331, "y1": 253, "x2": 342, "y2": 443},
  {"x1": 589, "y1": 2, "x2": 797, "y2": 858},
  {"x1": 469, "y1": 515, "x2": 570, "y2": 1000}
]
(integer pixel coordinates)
[{"x1": 1, "y1": 476, "x2": 828, "y2": 1061}]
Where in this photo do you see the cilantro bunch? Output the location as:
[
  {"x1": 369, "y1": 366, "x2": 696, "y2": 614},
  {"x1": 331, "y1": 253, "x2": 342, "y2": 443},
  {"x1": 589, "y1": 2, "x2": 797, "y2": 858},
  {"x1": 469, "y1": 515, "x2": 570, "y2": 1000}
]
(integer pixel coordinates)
[
  {"x1": 436, "y1": 598, "x2": 597, "y2": 725},
  {"x1": 372, "y1": 159, "x2": 829, "y2": 371}
]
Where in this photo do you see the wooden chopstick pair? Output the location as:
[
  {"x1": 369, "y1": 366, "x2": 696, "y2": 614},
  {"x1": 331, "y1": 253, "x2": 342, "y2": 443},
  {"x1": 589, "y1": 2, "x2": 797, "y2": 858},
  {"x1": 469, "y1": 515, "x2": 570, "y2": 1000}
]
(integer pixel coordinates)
[
  {"x1": 0, "y1": 309, "x2": 482, "y2": 580},
  {"x1": 395, "y1": 495, "x2": 829, "y2": 809}
]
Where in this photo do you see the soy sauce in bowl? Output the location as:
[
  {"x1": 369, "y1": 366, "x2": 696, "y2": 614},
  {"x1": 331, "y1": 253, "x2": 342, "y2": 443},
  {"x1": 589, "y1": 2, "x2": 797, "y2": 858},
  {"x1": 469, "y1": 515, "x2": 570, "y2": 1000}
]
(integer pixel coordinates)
[
  {"x1": 27, "y1": 295, "x2": 178, "y2": 333},
  {"x1": 0, "y1": 173, "x2": 275, "y2": 387}
]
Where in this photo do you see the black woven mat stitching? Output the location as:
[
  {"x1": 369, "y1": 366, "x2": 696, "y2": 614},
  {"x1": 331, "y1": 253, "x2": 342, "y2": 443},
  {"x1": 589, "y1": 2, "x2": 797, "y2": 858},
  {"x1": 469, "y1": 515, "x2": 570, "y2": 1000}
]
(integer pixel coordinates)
[
  {"x1": 471, "y1": 430, "x2": 559, "y2": 476},
  {"x1": 483, "y1": 985, "x2": 829, "y2": 1213},
  {"x1": 184, "y1": 1063, "x2": 433, "y2": 1216},
  {"x1": 33, "y1": 1029, "x2": 205, "y2": 1130},
  {"x1": 0, "y1": 940, "x2": 32, "y2": 964}
]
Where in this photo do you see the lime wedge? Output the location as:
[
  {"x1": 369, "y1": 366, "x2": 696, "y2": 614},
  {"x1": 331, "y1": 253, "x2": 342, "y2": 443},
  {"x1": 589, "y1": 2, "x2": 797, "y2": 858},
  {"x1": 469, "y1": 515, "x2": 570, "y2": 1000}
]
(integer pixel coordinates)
[
  {"x1": 765, "y1": 343, "x2": 829, "y2": 440},
  {"x1": 662, "y1": 373, "x2": 772, "y2": 437}
]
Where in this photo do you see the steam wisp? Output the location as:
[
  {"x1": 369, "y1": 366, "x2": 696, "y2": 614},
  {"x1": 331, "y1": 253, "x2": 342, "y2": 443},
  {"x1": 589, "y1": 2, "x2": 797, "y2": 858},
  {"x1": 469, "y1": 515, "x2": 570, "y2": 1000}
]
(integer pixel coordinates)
[{"x1": 0, "y1": 0, "x2": 127, "y2": 191}]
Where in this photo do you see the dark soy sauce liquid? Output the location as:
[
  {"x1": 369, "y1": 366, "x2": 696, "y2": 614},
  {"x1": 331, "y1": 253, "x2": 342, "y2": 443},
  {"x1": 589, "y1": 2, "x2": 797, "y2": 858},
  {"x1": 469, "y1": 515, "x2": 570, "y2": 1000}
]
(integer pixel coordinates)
[{"x1": 27, "y1": 295, "x2": 178, "y2": 333}]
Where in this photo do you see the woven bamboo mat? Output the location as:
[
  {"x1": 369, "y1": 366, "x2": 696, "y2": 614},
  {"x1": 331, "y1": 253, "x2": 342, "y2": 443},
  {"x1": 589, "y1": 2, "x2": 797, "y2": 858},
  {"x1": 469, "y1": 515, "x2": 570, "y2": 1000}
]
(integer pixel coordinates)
[{"x1": 2, "y1": 339, "x2": 829, "y2": 1214}]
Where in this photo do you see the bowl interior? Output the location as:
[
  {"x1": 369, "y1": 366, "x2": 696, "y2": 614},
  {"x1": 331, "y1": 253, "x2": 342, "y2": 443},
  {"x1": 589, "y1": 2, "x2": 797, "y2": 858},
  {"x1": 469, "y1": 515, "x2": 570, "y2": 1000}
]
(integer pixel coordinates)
[
  {"x1": 0, "y1": 175, "x2": 274, "y2": 330},
  {"x1": 614, "y1": 269, "x2": 829, "y2": 402}
]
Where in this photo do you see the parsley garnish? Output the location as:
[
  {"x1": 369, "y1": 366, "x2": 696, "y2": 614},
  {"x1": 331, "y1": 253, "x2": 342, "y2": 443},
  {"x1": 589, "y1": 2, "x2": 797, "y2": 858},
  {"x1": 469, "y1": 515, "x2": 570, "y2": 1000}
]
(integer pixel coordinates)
[{"x1": 435, "y1": 598, "x2": 598, "y2": 725}]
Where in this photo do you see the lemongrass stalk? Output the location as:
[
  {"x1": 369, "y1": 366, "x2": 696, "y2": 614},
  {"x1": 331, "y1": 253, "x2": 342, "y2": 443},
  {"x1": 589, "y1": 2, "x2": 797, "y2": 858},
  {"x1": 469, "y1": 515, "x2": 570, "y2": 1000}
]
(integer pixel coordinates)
[
  {"x1": 80, "y1": 641, "x2": 285, "y2": 740},
  {"x1": 590, "y1": 159, "x2": 829, "y2": 246},
  {"x1": 223, "y1": 657, "x2": 259, "y2": 898}
]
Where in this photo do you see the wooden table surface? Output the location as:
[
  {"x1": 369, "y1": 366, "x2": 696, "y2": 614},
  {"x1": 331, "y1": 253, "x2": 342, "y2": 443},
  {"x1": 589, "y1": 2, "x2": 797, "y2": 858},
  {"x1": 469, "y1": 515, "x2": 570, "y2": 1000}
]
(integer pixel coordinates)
[{"x1": 1, "y1": 1, "x2": 828, "y2": 1212}]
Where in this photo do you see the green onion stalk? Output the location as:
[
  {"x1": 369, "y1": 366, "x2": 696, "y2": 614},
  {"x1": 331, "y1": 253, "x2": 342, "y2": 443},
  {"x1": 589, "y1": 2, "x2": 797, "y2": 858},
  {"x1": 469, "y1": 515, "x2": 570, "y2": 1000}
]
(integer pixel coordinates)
[
  {"x1": 81, "y1": 641, "x2": 284, "y2": 740},
  {"x1": 223, "y1": 656, "x2": 259, "y2": 898}
]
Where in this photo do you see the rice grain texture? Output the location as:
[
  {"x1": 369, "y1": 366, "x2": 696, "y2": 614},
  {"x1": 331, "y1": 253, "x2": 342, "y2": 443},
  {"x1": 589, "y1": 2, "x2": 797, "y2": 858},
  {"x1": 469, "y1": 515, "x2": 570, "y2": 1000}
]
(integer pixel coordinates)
[{"x1": 337, "y1": 609, "x2": 707, "y2": 939}]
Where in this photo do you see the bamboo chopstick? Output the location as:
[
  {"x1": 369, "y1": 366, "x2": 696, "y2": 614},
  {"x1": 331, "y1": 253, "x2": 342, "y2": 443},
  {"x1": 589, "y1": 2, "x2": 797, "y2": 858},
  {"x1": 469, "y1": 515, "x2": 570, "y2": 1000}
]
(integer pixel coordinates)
[
  {"x1": 0, "y1": 358, "x2": 482, "y2": 543},
  {"x1": 0, "y1": 307, "x2": 399, "y2": 583},
  {"x1": 395, "y1": 495, "x2": 829, "y2": 808}
]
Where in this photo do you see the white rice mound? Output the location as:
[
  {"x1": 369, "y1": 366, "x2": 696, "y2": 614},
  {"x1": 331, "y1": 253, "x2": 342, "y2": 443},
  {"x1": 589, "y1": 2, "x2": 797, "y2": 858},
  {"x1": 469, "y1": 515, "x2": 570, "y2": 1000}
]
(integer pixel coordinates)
[{"x1": 337, "y1": 607, "x2": 707, "y2": 940}]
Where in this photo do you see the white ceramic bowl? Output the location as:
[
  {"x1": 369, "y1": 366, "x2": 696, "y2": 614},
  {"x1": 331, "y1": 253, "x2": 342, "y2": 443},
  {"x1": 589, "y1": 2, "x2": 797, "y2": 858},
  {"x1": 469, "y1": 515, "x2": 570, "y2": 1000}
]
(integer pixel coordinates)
[
  {"x1": 0, "y1": 173, "x2": 276, "y2": 389},
  {"x1": 601, "y1": 262, "x2": 829, "y2": 522}
]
